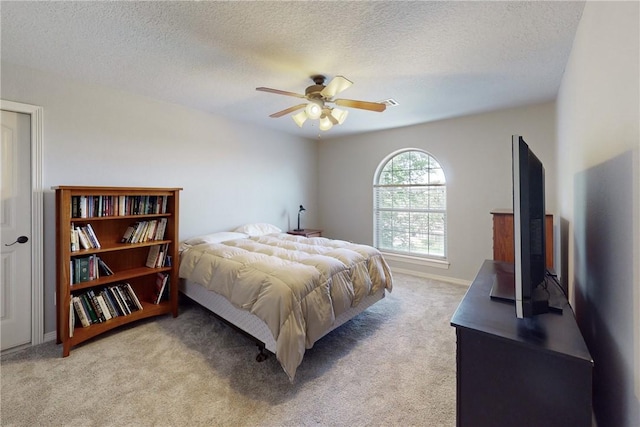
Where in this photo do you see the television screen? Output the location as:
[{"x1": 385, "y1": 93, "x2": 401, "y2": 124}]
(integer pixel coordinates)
[{"x1": 512, "y1": 135, "x2": 549, "y2": 318}]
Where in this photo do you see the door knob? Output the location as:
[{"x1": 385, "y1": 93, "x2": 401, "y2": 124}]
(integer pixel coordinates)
[{"x1": 5, "y1": 236, "x2": 28, "y2": 246}]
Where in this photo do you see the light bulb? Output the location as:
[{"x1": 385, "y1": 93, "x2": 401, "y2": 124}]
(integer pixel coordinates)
[{"x1": 305, "y1": 102, "x2": 322, "y2": 120}]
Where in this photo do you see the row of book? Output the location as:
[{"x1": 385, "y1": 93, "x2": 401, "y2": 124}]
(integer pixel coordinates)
[
  {"x1": 71, "y1": 243, "x2": 169, "y2": 285},
  {"x1": 122, "y1": 218, "x2": 168, "y2": 244},
  {"x1": 71, "y1": 223, "x2": 101, "y2": 252},
  {"x1": 70, "y1": 254, "x2": 114, "y2": 285},
  {"x1": 72, "y1": 283, "x2": 143, "y2": 328},
  {"x1": 71, "y1": 195, "x2": 170, "y2": 219}
]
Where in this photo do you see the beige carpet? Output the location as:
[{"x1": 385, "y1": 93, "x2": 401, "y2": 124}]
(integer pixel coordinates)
[{"x1": 1, "y1": 273, "x2": 467, "y2": 426}]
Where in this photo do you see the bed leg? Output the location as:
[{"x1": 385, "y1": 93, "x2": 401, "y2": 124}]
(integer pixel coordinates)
[{"x1": 256, "y1": 344, "x2": 269, "y2": 362}]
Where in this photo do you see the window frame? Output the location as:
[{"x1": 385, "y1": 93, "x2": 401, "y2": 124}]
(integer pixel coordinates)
[{"x1": 373, "y1": 148, "x2": 448, "y2": 261}]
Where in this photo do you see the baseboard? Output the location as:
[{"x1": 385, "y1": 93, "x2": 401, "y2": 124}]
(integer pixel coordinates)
[
  {"x1": 389, "y1": 266, "x2": 471, "y2": 287},
  {"x1": 43, "y1": 331, "x2": 56, "y2": 342}
]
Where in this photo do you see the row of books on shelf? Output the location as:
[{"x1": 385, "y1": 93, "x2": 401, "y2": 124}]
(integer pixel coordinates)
[
  {"x1": 70, "y1": 255, "x2": 113, "y2": 285},
  {"x1": 71, "y1": 195, "x2": 169, "y2": 219},
  {"x1": 71, "y1": 276, "x2": 169, "y2": 331},
  {"x1": 71, "y1": 244, "x2": 170, "y2": 285},
  {"x1": 122, "y1": 218, "x2": 168, "y2": 244},
  {"x1": 71, "y1": 223, "x2": 101, "y2": 251},
  {"x1": 70, "y1": 218, "x2": 168, "y2": 253}
]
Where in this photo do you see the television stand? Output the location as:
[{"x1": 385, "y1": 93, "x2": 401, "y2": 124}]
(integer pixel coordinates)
[
  {"x1": 451, "y1": 260, "x2": 593, "y2": 427},
  {"x1": 489, "y1": 261, "x2": 564, "y2": 315}
]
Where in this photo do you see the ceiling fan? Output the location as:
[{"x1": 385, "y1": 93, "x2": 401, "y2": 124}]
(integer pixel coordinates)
[{"x1": 256, "y1": 75, "x2": 386, "y2": 131}]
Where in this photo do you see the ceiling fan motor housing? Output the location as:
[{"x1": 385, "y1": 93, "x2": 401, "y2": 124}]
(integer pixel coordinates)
[
  {"x1": 305, "y1": 85, "x2": 325, "y2": 99},
  {"x1": 306, "y1": 74, "x2": 327, "y2": 99}
]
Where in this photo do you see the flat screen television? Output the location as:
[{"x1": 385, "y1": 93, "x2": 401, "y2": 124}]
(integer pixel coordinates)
[
  {"x1": 489, "y1": 135, "x2": 554, "y2": 318},
  {"x1": 512, "y1": 135, "x2": 549, "y2": 318}
]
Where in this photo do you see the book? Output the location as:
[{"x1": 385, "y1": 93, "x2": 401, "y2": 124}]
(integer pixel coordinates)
[
  {"x1": 121, "y1": 224, "x2": 136, "y2": 243},
  {"x1": 88, "y1": 255, "x2": 97, "y2": 281},
  {"x1": 72, "y1": 296, "x2": 91, "y2": 328},
  {"x1": 143, "y1": 220, "x2": 158, "y2": 242},
  {"x1": 78, "y1": 196, "x2": 87, "y2": 218},
  {"x1": 97, "y1": 257, "x2": 114, "y2": 276},
  {"x1": 100, "y1": 289, "x2": 118, "y2": 319},
  {"x1": 87, "y1": 289, "x2": 106, "y2": 322},
  {"x1": 145, "y1": 245, "x2": 161, "y2": 268},
  {"x1": 108, "y1": 286, "x2": 129, "y2": 316},
  {"x1": 69, "y1": 300, "x2": 75, "y2": 337},
  {"x1": 76, "y1": 226, "x2": 92, "y2": 249},
  {"x1": 124, "y1": 283, "x2": 143, "y2": 311},
  {"x1": 155, "y1": 218, "x2": 168, "y2": 240},
  {"x1": 77, "y1": 257, "x2": 91, "y2": 283},
  {"x1": 160, "y1": 276, "x2": 170, "y2": 303},
  {"x1": 154, "y1": 273, "x2": 169, "y2": 304},
  {"x1": 70, "y1": 227, "x2": 79, "y2": 252},
  {"x1": 84, "y1": 224, "x2": 101, "y2": 248},
  {"x1": 114, "y1": 285, "x2": 133, "y2": 314},
  {"x1": 153, "y1": 273, "x2": 169, "y2": 304},
  {"x1": 79, "y1": 293, "x2": 99, "y2": 324},
  {"x1": 95, "y1": 294, "x2": 112, "y2": 320}
]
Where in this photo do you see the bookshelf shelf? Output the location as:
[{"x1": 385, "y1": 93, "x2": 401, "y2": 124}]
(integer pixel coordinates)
[
  {"x1": 68, "y1": 301, "x2": 173, "y2": 347},
  {"x1": 70, "y1": 239, "x2": 173, "y2": 255},
  {"x1": 54, "y1": 186, "x2": 182, "y2": 357}
]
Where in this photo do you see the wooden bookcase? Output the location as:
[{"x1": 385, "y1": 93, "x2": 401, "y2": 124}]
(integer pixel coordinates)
[{"x1": 54, "y1": 186, "x2": 181, "y2": 357}]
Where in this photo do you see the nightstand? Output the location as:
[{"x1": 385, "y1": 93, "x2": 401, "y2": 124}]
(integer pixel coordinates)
[{"x1": 287, "y1": 229, "x2": 322, "y2": 238}]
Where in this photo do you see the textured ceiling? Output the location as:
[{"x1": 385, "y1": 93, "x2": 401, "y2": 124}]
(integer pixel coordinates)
[{"x1": 1, "y1": 1, "x2": 585, "y2": 140}]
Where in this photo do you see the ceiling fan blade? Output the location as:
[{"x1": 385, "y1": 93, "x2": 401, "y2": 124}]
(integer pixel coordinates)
[
  {"x1": 321, "y1": 76, "x2": 353, "y2": 98},
  {"x1": 334, "y1": 98, "x2": 387, "y2": 112},
  {"x1": 269, "y1": 104, "x2": 307, "y2": 118},
  {"x1": 256, "y1": 87, "x2": 306, "y2": 98}
]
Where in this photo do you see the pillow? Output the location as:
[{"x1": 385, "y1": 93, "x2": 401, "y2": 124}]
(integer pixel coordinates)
[
  {"x1": 183, "y1": 231, "x2": 249, "y2": 245},
  {"x1": 232, "y1": 223, "x2": 282, "y2": 237}
]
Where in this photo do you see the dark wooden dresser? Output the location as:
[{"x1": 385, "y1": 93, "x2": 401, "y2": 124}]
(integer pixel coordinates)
[{"x1": 451, "y1": 260, "x2": 593, "y2": 426}]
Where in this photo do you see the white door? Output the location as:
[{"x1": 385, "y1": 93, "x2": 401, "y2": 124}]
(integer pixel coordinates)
[{"x1": 1, "y1": 110, "x2": 32, "y2": 351}]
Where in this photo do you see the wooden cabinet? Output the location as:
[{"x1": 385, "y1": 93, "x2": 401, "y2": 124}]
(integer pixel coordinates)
[
  {"x1": 287, "y1": 229, "x2": 322, "y2": 238},
  {"x1": 54, "y1": 186, "x2": 181, "y2": 357},
  {"x1": 491, "y1": 209, "x2": 554, "y2": 268}
]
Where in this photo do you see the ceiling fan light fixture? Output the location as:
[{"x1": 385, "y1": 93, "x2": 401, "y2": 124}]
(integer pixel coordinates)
[
  {"x1": 305, "y1": 101, "x2": 322, "y2": 120},
  {"x1": 292, "y1": 111, "x2": 307, "y2": 127},
  {"x1": 331, "y1": 108, "x2": 349, "y2": 125},
  {"x1": 319, "y1": 116, "x2": 334, "y2": 131}
]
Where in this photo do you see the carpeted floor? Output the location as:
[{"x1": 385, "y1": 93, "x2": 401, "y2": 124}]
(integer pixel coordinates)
[{"x1": 1, "y1": 273, "x2": 467, "y2": 426}]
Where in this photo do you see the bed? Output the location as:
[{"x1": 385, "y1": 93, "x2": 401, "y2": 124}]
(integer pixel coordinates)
[{"x1": 178, "y1": 224, "x2": 393, "y2": 381}]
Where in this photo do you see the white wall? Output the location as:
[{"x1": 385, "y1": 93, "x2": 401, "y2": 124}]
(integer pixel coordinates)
[
  {"x1": 556, "y1": 2, "x2": 639, "y2": 426},
  {"x1": 318, "y1": 102, "x2": 556, "y2": 282},
  {"x1": 1, "y1": 62, "x2": 318, "y2": 334}
]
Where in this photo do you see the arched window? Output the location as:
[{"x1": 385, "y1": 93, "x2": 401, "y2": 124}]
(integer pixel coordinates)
[{"x1": 373, "y1": 149, "x2": 447, "y2": 259}]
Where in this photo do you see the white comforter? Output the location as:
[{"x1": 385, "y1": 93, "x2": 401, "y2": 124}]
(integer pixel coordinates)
[{"x1": 179, "y1": 233, "x2": 393, "y2": 380}]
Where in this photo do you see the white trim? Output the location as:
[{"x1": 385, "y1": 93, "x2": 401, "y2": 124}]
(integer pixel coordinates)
[
  {"x1": 382, "y1": 251, "x2": 450, "y2": 269},
  {"x1": 0, "y1": 100, "x2": 44, "y2": 346},
  {"x1": 43, "y1": 331, "x2": 56, "y2": 343},
  {"x1": 389, "y1": 266, "x2": 470, "y2": 287}
]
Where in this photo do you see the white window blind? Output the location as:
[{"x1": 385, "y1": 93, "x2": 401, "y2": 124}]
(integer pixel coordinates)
[{"x1": 374, "y1": 150, "x2": 447, "y2": 259}]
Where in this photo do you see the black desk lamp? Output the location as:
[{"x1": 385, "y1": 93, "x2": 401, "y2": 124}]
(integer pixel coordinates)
[{"x1": 295, "y1": 205, "x2": 306, "y2": 231}]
